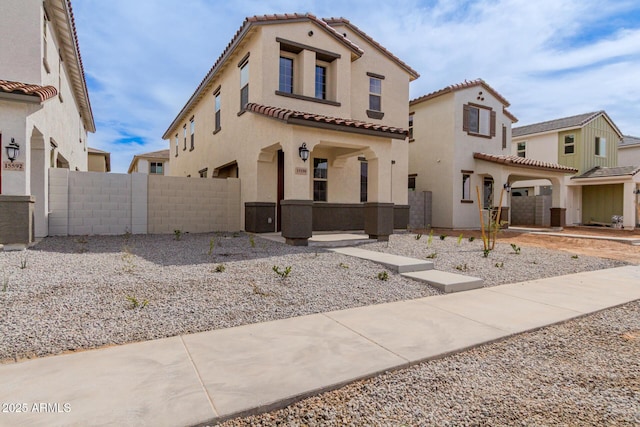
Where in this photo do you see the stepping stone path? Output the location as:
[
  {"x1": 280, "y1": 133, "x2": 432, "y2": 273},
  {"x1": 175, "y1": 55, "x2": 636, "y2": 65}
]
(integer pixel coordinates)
[{"x1": 330, "y1": 247, "x2": 483, "y2": 293}]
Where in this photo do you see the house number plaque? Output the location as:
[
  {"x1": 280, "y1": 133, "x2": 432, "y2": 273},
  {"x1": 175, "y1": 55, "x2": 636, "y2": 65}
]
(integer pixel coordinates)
[
  {"x1": 3, "y1": 161, "x2": 24, "y2": 171},
  {"x1": 295, "y1": 167, "x2": 307, "y2": 175}
]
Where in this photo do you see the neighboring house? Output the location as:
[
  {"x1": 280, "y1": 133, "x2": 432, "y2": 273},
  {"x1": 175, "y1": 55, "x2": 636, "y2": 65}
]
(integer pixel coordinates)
[
  {"x1": 163, "y1": 13, "x2": 419, "y2": 245},
  {"x1": 619, "y1": 135, "x2": 640, "y2": 167},
  {"x1": 127, "y1": 149, "x2": 170, "y2": 175},
  {"x1": 87, "y1": 147, "x2": 111, "y2": 172},
  {"x1": 512, "y1": 111, "x2": 638, "y2": 229},
  {"x1": 0, "y1": 0, "x2": 95, "y2": 244},
  {"x1": 409, "y1": 79, "x2": 576, "y2": 229}
]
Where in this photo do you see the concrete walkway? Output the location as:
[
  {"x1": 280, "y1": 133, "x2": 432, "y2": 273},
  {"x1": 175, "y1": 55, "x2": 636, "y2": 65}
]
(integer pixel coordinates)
[{"x1": 1, "y1": 266, "x2": 639, "y2": 427}]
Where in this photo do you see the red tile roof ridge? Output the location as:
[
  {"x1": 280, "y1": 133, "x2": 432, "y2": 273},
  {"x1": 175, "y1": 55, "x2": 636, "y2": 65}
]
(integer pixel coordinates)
[
  {"x1": 245, "y1": 103, "x2": 407, "y2": 137},
  {"x1": 473, "y1": 152, "x2": 578, "y2": 173},
  {"x1": 0, "y1": 79, "x2": 59, "y2": 101}
]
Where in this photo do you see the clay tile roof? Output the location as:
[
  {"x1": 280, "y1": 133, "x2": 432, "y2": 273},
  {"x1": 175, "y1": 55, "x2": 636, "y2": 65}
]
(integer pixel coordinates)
[
  {"x1": 410, "y1": 79, "x2": 512, "y2": 108},
  {"x1": 163, "y1": 13, "x2": 365, "y2": 139},
  {"x1": 0, "y1": 79, "x2": 58, "y2": 101},
  {"x1": 323, "y1": 17, "x2": 419, "y2": 80},
  {"x1": 573, "y1": 165, "x2": 640, "y2": 179},
  {"x1": 473, "y1": 152, "x2": 578, "y2": 173},
  {"x1": 246, "y1": 102, "x2": 408, "y2": 139},
  {"x1": 513, "y1": 111, "x2": 623, "y2": 139}
]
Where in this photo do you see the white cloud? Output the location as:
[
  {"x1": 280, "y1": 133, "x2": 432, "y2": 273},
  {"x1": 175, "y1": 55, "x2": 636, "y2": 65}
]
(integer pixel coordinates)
[{"x1": 71, "y1": 0, "x2": 640, "y2": 172}]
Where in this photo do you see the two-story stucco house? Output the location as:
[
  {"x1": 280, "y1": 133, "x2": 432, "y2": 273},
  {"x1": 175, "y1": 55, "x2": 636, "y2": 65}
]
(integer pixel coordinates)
[
  {"x1": 512, "y1": 111, "x2": 638, "y2": 229},
  {"x1": 127, "y1": 149, "x2": 170, "y2": 175},
  {"x1": 409, "y1": 79, "x2": 577, "y2": 229},
  {"x1": 0, "y1": 0, "x2": 95, "y2": 245},
  {"x1": 163, "y1": 14, "x2": 419, "y2": 245}
]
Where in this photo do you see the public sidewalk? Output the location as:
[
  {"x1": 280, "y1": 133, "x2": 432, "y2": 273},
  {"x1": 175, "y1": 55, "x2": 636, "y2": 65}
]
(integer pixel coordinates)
[{"x1": 1, "y1": 266, "x2": 639, "y2": 427}]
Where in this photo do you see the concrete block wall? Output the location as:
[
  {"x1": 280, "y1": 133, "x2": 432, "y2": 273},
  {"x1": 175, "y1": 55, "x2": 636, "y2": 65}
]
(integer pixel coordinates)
[
  {"x1": 147, "y1": 176, "x2": 241, "y2": 234},
  {"x1": 67, "y1": 171, "x2": 132, "y2": 235},
  {"x1": 48, "y1": 171, "x2": 241, "y2": 236},
  {"x1": 408, "y1": 191, "x2": 432, "y2": 229},
  {"x1": 511, "y1": 195, "x2": 551, "y2": 226}
]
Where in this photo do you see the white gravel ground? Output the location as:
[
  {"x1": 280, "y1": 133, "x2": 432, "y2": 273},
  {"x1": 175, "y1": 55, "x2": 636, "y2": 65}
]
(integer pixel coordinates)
[
  {"x1": 220, "y1": 300, "x2": 640, "y2": 426},
  {"x1": 0, "y1": 231, "x2": 624, "y2": 364}
]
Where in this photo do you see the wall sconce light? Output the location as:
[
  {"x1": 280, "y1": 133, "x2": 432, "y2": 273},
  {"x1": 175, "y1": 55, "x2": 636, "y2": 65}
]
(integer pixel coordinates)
[
  {"x1": 6, "y1": 138, "x2": 20, "y2": 163},
  {"x1": 503, "y1": 183, "x2": 511, "y2": 193},
  {"x1": 298, "y1": 143, "x2": 309, "y2": 162}
]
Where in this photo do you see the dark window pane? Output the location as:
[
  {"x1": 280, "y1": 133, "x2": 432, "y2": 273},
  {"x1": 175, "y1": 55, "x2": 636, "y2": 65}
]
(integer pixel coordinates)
[
  {"x1": 468, "y1": 107, "x2": 479, "y2": 133},
  {"x1": 279, "y1": 57, "x2": 293, "y2": 93},
  {"x1": 315, "y1": 65, "x2": 326, "y2": 99},
  {"x1": 240, "y1": 85, "x2": 248, "y2": 109},
  {"x1": 360, "y1": 162, "x2": 368, "y2": 202},
  {"x1": 313, "y1": 181, "x2": 327, "y2": 202},
  {"x1": 313, "y1": 158, "x2": 327, "y2": 179},
  {"x1": 369, "y1": 94, "x2": 381, "y2": 111}
]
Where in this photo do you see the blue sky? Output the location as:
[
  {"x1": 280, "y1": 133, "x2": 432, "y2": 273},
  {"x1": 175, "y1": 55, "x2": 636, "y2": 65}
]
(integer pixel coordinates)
[{"x1": 71, "y1": 0, "x2": 640, "y2": 173}]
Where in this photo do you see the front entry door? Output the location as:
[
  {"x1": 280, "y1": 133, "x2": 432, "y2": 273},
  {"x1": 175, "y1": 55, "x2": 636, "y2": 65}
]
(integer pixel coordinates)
[{"x1": 277, "y1": 150, "x2": 284, "y2": 232}]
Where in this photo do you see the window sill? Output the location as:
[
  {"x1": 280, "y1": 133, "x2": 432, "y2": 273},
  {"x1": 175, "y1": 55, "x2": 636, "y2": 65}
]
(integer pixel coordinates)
[
  {"x1": 408, "y1": 138, "x2": 415, "y2": 143},
  {"x1": 366, "y1": 110, "x2": 384, "y2": 120},
  {"x1": 275, "y1": 91, "x2": 341, "y2": 107},
  {"x1": 465, "y1": 131, "x2": 492, "y2": 139},
  {"x1": 237, "y1": 109, "x2": 246, "y2": 117},
  {"x1": 213, "y1": 127, "x2": 221, "y2": 135},
  {"x1": 189, "y1": 147, "x2": 195, "y2": 152},
  {"x1": 461, "y1": 200, "x2": 474, "y2": 204}
]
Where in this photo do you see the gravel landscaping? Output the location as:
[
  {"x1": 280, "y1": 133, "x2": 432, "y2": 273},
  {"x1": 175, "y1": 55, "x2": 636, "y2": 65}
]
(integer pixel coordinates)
[
  {"x1": 221, "y1": 300, "x2": 640, "y2": 426},
  {"x1": 0, "y1": 231, "x2": 624, "y2": 363}
]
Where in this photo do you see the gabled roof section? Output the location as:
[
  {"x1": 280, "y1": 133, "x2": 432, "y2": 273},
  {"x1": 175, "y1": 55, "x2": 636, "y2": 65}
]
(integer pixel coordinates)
[
  {"x1": 513, "y1": 111, "x2": 623, "y2": 139},
  {"x1": 127, "y1": 149, "x2": 171, "y2": 173},
  {"x1": 46, "y1": 0, "x2": 95, "y2": 132},
  {"x1": 410, "y1": 79, "x2": 511, "y2": 107},
  {"x1": 246, "y1": 103, "x2": 408, "y2": 139},
  {"x1": 410, "y1": 79, "x2": 516, "y2": 122},
  {"x1": 323, "y1": 17, "x2": 420, "y2": 81},
  {"x1": 162, "y1": 13, "x2": 364, "y2": 139},
  {"x1": 0, "y1": 80, "x2": 58, "y2": 102},
  {"x1": 473, "y1": 153, "x2": 578, "y2": 173},
  {"x1": 573, "y1": 165, "x2": 640, "y2": 179},
  {"x1": 620, "y1": 135, "x2": 640, "y2": 148}
]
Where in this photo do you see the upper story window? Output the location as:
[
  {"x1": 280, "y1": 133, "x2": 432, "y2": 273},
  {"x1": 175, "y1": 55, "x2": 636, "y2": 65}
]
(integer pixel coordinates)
[
  {"x1": 564, "y1": 134, "x2": 575, "y2": 154},
  {"x1": 150, "y1": 162, "x2": 164, "y2": 175},
  {"x1": 183, "y1": 125, "x2": 187, "y2": 150},
  {"x1": 517, "y1": 142, "x2": 526, "y2": 158},
  {"x1": 463, "y1": 104, "x2": 496, "y2": 138},
  {"x1": 366, "y1": 73, "x2": 385, "y2": 119},
  {"x1": 279, "y1": 57, "x2": 294, "y2": 94},
  {"x1": 595, "y1": 136, "x2": 606, "y2": 157},
  {"x1": 240, "y1": 59, "x2": 249, "y2": 110},
  {"x1": 502, "y1": 125, "x2": 507, "y2": 149},
  {"x1": 408, "y1": 114, "x2": 414, "y2": 141},
  {"x1": 214, "y1": 89, "x2": 221, "y2": 133},
  {"x1": 315, "y1": 65, "x2": 327, "y2": 100},
  {"x1": 189, "y1": 117, "x2": 195, "y2": 150},
  {"x1": 175, "y1": 134, "x2": 179, "y2": 156},
  {"x1": 43, "y1": 12, "x2": 50, "y2": 73}
]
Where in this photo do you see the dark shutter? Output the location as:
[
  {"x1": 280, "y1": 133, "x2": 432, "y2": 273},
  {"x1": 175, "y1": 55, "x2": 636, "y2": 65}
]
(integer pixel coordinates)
[
  {"x1": 463, "y1": 104, "x2": 470, "y2": 131},
  {"x1": 502, "y1": 125, "x2": 507, "y2": 149},
  {"x1": 490, "y1": 111, "x2": 496, "y2": 137}
]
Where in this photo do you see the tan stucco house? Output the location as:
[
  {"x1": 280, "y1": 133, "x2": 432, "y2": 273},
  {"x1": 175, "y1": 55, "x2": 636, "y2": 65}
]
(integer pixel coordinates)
[
  {"x1": 163, "y1": 13, "x2": 419, "y2": 244},
  {"x1": 87, "y1": 147, "x2": 111, "y2": 172},
  {"x1": 409, "y1": 79, "x2": 577, "y2": 229},
  {"x1": 127, "y1": 149, "x2": 170, "y2": 175},
  {"x1": 619, "y1": 135, "x2": 640, "y2": 167},
  {"x1": 0, "y1": 0, "x2": 95, "y2": 244},
  {"x1": 512, "y1": 111, "x2": 638, "y2": 229}
]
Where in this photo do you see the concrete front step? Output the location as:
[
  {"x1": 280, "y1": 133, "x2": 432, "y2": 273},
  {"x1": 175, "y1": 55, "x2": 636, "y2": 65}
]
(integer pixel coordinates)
[
  {"x1": 402, "y1": 270, "x2": 483, "y2": 293},
  {"x1": 330, "y1": 247, "x2": 434, "y2": 273}
]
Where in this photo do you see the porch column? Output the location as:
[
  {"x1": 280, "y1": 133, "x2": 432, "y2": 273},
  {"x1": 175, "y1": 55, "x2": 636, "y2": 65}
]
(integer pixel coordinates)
[
  {"x1": 364, "y1": 153, "x2": 394, "y2": 241},
  {"x1": 281, "y1": 143, "x2": 314, "y2": 246},
  {"x1": 550, "y1": 177, "x2": 567, "y2": 229},
  {"x1": 623, "y1": 181, "x2": 636, "y2": 230}
]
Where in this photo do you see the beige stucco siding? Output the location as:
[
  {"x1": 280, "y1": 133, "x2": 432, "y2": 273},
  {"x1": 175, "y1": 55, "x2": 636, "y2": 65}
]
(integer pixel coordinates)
[
  {"x1": 0, "y1": 0, "x2": 41, "y2": 85},
  {"x1": 618, "y1": 146, "x2": 640, "y2": 167}
]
